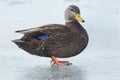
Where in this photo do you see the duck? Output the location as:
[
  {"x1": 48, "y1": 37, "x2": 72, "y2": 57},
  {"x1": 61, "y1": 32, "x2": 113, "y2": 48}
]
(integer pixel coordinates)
[{"x1": 12, "y1": 5, "x2": 89, "y2": 66}]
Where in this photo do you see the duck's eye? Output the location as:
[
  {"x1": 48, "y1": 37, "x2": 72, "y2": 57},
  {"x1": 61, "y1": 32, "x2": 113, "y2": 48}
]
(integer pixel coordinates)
[{"x1": 70, "y1": 9, "x2": 75, "y2": 12}]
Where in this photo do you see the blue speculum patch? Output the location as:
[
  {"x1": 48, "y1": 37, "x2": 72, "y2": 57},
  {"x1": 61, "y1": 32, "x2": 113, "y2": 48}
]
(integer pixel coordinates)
[{"x1": 38, "y1": 35, "x2": 48, "y2": 40}]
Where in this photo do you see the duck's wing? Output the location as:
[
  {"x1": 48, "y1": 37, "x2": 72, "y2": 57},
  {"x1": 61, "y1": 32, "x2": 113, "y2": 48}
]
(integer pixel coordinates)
[{"x1": 16, "y1": 24, "x2": 70, "y2": 40}]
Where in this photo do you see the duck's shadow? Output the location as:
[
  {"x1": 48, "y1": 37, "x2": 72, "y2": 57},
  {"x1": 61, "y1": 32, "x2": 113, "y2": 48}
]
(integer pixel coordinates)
[{"x1": 21, "y1": 64, "x2": 86, "y2": 80}]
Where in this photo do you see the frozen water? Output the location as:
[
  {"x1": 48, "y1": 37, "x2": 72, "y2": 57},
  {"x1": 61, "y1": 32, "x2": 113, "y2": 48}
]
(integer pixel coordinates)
[{"x1": 0, "y1": 0, "x2": 120, "y2": 80}]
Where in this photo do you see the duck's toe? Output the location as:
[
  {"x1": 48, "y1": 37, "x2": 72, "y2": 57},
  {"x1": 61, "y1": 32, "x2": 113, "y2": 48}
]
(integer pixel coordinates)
[{"x1": 51, "y1": 56, "x2": 72, "y2": 66}]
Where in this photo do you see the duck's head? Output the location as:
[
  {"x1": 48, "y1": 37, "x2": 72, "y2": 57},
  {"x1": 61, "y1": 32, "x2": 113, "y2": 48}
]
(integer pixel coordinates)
[{"x1": 65, "y1": 5, "x2": 85, "y2": 23}]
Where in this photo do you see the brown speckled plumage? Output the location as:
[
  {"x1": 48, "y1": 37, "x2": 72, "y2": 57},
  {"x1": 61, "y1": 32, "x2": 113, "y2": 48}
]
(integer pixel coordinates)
[{"x1": 13, "y1": 5, "x2": 89, "y2": 58}]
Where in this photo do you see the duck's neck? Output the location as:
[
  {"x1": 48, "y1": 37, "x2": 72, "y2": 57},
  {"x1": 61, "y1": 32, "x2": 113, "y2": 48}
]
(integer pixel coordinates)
[{"x1": 65, "y1": 20, "x2": 84, "y2": 33}]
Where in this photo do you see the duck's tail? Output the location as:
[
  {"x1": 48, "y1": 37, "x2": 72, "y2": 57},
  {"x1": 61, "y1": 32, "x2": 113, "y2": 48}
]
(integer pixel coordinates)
[
  {"x1": 12, "y1": 39, "x2": 29, "y2": 49},
  {"x1": 12, "y1": 39, "x2": 46, "y2": 57}
]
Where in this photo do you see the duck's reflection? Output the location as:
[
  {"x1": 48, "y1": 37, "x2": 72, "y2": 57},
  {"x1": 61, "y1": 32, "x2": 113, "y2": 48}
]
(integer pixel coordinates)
[
  {"x1": 50, "y1": 64, "x2": 85, "y2": 80},
  {"x1": 22, "y1": 64, "x2": 86, "y2": 80}
]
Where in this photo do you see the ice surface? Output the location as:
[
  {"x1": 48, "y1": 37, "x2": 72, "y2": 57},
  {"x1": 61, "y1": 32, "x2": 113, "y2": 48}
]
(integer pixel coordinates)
[{"x1": 0, "y1": 0, "x2": 120, "y2": 80}]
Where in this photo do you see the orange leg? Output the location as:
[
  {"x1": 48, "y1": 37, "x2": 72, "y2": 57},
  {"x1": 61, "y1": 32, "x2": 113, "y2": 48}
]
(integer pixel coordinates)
[{"x1": 51, "y1": 56, "x2": 72, "y2": 66}]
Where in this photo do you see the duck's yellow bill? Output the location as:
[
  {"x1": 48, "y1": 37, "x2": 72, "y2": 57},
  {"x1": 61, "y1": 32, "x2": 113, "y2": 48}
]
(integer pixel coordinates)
[{"x1": 75, "y1": 14, "x2": 85, "y2": 23}]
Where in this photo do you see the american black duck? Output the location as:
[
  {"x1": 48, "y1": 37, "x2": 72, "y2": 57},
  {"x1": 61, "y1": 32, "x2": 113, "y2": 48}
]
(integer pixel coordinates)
[{"x1": 13, "y1": 5, "x2": 89, "y2": 66}]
